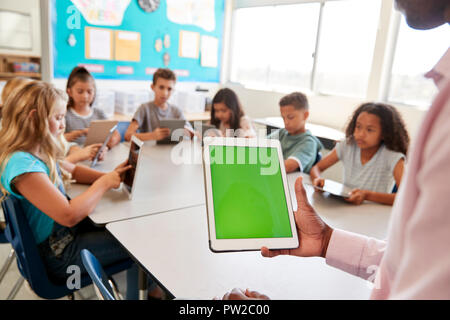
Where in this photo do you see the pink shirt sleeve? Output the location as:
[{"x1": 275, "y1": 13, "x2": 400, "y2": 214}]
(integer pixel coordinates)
[
  {"x1": 388, "y1": 83, "x2": 450, "y2": 299},
  {"x1": 325, "y1": 229, "x2": 386, "y2": 281}
]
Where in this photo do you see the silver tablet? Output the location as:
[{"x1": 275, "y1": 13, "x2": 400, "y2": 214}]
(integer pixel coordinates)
[
  {"x1": 203, "y1": 137, "x2": 299, "y2": 253},
  {"x1": 314, "y1": 179, "x2": 352, "y2": 198},
  {"x1": 123, "y1": 136, "x2": 144, "y2": 200},
  {"x1": 158, "y1": 119, "x2": 186, "y2": 144},
  {"x1": 84, "y1": 120, "x2": 118, "y2": 146},
  {"x1": 90, "y1": 124, "x2": 117, "y2": 168}
]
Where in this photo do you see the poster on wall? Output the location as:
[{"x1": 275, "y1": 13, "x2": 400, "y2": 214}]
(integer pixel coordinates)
[{"x1": 52, "y1": 0, "x2": 224, "y2": 82}]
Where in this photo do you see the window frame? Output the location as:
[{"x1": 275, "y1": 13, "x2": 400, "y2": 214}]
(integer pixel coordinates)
[{"x1": 226, "y1": 0, "x2": 435, "y2": 109}]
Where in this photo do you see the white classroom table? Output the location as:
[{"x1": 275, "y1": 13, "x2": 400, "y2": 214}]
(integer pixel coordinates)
[
  {"x1": 66, "y1": 140, "x2": 205, "y2": 225},
  {"x1": 106, "y1": 172, "x2": 392, "y2": 300}
]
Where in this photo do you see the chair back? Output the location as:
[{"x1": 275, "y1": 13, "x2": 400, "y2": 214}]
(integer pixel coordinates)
[
  {"x1": 80, "y1": 249, "x2": 115, "y2": 300},
  {"x1": 116, "y1": 121, "x2": 130, "y2": 142},
  {"x1": 313, "y1": 152, "x2": 322, "y2": 166},
  {"x1": 0, "y1": 226, "x2": 8, "y2": 244}
]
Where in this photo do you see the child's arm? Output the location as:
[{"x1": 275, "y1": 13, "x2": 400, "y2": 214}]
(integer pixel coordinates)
[
  {"x1": 124, "y1": 120, "x2": 170, "y2": 141},
  {"x1": 285, "y1": 159, "x2": 300, "y2": 173},
  {"x1": 310, "y1": 149, "x2": 339, "y2": 187},
  {"x1": 64, "y1": 129, "x2": 89, "y2": 142},
  {"x1": 13, "y1": 162, "x2": 131, "y2": 228},
  {"x1": 65, "y1": 144, "x2": 102, "y2": 164},
  {"x1": 346, "y1": 158, "x2": 405, "y2": 206},
  {"x1": 107, "y1": 130, "x2": 121, "y2": 148}
]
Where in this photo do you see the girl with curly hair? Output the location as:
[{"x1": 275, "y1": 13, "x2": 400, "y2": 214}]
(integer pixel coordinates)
[{"x1": 310, "y1": 102, "x2": 409, "y2": 206}]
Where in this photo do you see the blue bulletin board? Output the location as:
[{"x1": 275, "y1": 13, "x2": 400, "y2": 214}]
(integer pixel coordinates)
[{"x1": 51, "y1": 0, "x2": 224, "y2": 82}]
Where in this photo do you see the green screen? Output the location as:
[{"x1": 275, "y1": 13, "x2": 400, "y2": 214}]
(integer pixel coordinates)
[{"x1": 209, "y1": 146, "x2": 293, "y2": 239}]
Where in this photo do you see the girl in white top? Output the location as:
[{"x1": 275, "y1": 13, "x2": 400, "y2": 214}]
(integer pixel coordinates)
[
  {"x1": 210, "y1": 88, "x2": 256, "y2": 138},
  {"x1": 310, "y1": 103, "x2": 410, "y2": 206},
  {"x1": 64, "y1": 66, "x2": 121, "y2": 148}
]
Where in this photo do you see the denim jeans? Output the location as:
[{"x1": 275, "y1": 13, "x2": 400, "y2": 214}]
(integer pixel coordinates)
[{"x1": 38, "y1": 219, "x2": 154, "y2": 300}]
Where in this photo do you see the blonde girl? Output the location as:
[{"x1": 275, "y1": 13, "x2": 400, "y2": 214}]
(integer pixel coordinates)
[
  {"x1": 0, "y1": 81, "x2": 161, "y2": 299},
  {"x1": 0, "y1": 77, "x2": 33, "y2": 125}
]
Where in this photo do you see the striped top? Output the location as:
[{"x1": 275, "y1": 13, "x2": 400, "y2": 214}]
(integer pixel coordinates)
[{"x1": 335, "y1": 140, "x2": 405, "y2": 193}]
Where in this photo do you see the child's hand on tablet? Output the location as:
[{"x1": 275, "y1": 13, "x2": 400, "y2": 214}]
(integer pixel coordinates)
[
  {"x1": 220, "y1": 288, "x2": 270, "y2": 300},
  {"x1": 64, "y1": 129, "x2": 88, "y2": 142},
  {"x1": 154, "y1": 127, "x2": 171, "y2": 140},
  {"x1": 83, "y1": 143, "x2": 102, "y2": 160},
  {"x1": 100, "y1": 161, "x2": 132, "y2": 189},
  {"x1": 97, "y1": 145, "x2": 108, "y2": 162},
  {"x1": 261, "y1": 176, "x2": 334, "y2": 259},
  {"x1": 345, "y1": 189, "x2": 366, "y2": 205},
  {"x1": 114, "y1": 161, "x2": 132, "y2": 182},
  {"x1": 313, "y1": 177, "x2": 325, "y2": 188}
]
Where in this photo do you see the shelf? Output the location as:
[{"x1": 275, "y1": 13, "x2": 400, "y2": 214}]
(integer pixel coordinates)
[
  {"x1": 0, "y1": 72, "x2": 41, "y2": 80},
  {"x1": 0, "y1": 53, "x2": 42, "y2": 81}
]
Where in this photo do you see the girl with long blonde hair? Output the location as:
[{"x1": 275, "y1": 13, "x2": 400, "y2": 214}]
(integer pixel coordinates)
[{"x1": 0, "y1": 81, "x2": 162, "y2": 299}]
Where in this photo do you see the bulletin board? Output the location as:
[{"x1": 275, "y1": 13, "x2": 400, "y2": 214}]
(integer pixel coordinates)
[{"x1": 51, "y1": 0, "x2": 225, "y2": 82}]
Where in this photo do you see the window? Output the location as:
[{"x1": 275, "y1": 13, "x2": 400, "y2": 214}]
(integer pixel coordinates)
[
  {"x1": 230, "y1": 0, "x2": 381, "y2": 98},
  {"x1": 388, "y1": 17, "x2": 450, "y2": 108},
  {"x1": 230, "y1": 3, "x2": 320, "y2": 91},
  {"x1": 314, "y1": 0, "x2": 381, "y2": 97}
]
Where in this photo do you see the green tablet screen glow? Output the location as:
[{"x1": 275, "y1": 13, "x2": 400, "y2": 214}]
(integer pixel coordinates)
[{"x1": 209, "y1": 146, "x2": 293, "y2": 239}]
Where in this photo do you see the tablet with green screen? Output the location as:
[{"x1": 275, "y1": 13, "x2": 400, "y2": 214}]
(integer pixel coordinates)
[{"x1": 203, "y1": 137, "x2": 298, "y2": 252}]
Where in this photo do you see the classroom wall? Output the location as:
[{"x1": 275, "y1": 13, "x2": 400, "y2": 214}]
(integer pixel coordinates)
[{"x1": 0, "y1": 0, "x2": 41, "y2": 56}]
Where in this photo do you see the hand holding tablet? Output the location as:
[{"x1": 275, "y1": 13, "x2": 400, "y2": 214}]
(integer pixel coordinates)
[{"x1": 261, "y1": 176, "x2": 334, "y2": 259}]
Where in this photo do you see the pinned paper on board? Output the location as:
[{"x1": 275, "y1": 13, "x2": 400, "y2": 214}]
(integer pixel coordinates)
[
  {"x1": 70, "y1": 0, "x2": 131, "y2": 26},
  {"x1": 115, "y1": 30, "x2": 141, "y2": 62},
  {"x1": 166, "y1": 0, "x2": 216, "y2": 32},
  {"x1": 155, "y1": 38, "x2": 163, "y2": 52},
  {"x1": 200, "y1": 35, "x2": 219, "y2": 68},
  {"x1": 179, "y1": 30, "x2": 200, "y2": 59},
  {"x1": 85, "y1": 27, "x2": 113, "y2": 60}
]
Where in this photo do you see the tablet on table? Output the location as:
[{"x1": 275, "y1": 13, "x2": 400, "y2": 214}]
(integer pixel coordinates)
[
  {"x1": 157, "y1": 119, "x2": 186, "y2": 144},
  {"x1": 123, "y1": 136, "x2": 144, "y2": 200}
]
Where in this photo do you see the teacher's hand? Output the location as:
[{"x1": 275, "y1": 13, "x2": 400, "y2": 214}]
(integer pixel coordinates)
[{"x1": 261, "y1": 176, "x2": 334, "y2": 259}]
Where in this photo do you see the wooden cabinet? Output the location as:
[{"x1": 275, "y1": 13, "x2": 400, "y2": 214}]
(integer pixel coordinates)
[{"x1": 0, "y1": 54, "x2": 41, "y2": 81}]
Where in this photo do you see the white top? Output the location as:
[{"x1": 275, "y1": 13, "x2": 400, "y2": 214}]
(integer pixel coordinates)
[
  {"x1": 335, "y1": 140, "x2": 405, "y2": 193},
  {"x1": 219, "y1": 115, "x2": 256, "y2": 138}
]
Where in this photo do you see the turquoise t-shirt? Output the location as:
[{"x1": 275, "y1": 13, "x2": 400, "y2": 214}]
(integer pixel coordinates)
[
  {"x1": 1, "y1": 152, "x2": 65, "y2": 244},
  {"x1": 268, "y1": 128, "x2": 323, "y2": 173}
]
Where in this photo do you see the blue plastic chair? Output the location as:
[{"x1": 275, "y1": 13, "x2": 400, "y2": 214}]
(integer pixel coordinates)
[
  {"x1": 1, "y1": 195, "x2": 132, "y2": 299},
  {"x1": 81, "y1": 249, "x2": 118, "y2": 300},
  {"x1": 314, "y1": 152, "x2": 322, "y2": 166},
  {"x1": 116, "y1": 121, "x2": 130, "y2": 142}
]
